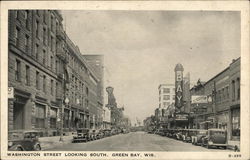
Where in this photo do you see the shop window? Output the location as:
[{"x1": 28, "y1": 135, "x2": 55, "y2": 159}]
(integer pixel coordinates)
[
  {"x1": 50, "y1": 107, "x2": 57, "y2": 129},
  {"x1": 63, "y1": 109, "x2": 70, "y2": 128},
  {"x1": 15, "y1": 59, "x2": 21, "y2": 81},
  {"x1": 35, "y1": 103, "x2": 45, "y2": 128},
  {"x1": 232, "y1": 109, "x2": 240, "y2": 137}
]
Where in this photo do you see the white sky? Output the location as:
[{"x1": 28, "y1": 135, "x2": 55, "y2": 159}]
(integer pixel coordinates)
[{"x1": 61, "y1": 11, "x2": 240, "y2": 125}]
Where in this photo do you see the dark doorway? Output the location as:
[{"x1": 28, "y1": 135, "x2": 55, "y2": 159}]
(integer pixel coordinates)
[{"x1": 13, "y1": 102, "x2": 25, "y2": 129}]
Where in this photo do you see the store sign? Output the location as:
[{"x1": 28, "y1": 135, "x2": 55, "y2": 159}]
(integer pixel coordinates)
[
  {"x1": 8, "y1": 87, "x2": 14, "y2": 99},
  {"x1": 175, "y1": 114, "x2": 188, "y2": 121},
  {"x1": 191, "y1": 95, "x2": 208, "y2": 104}
]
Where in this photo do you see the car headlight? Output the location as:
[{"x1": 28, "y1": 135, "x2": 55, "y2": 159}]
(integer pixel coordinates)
[{"x1": 8, "y1": 142, "x2": 13, "y2": 147}]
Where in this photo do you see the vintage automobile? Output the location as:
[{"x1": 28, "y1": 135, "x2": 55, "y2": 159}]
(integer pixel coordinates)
[
  {"x1": 192, "y1": 129, "x2": 208, "y2": 145},
  {"x1": 8, "y1": 130, "x2": 41, "y2": 151},
  {"x1": 175, "y1": 129, "x2": 184, "y2": 140},
  {"x1": 72, "y1": 128, "x2": 90, "y2": 143},
  {"x1": 201, "y1": 129, "x2": 227, "y2": 149},
  {"x1": 103, "y1": 129, "x2": 111, "y2": 137},
  {"x1": 182, "y1": 129, "x2": 198, "y2": 143},
  {"x1": 88, "y1": 129, "x2": 97, "y2": 141},
  {"x1": 95, "y1": 129, "x2": 104, "y2": 139}
]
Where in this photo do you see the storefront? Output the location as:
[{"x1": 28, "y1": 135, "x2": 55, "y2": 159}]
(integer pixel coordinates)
[{"x1": 231, "y1": 106, "x2": 240, "y2": 140}]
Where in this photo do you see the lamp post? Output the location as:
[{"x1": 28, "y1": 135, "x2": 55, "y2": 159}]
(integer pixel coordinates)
[{"x1": 59, "y1": 95, "x2": 69, "y2": 141}]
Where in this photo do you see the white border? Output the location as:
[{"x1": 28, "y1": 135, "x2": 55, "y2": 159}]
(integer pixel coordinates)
[{"x1": 1, "y1": 1, "x2": 249, "y2": 160}]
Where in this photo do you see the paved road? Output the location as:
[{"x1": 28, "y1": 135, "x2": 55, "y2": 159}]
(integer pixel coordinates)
[{"x1": 48, "y1": 131, "x2": 229, "y2": 151}]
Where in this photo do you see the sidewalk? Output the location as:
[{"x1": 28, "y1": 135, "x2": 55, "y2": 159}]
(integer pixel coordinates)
[{"x1": 39, "y1": 135, "x2": 74, "y2": 150}]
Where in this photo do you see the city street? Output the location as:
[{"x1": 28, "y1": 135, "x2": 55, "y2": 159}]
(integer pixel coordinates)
[{"x1": 47, "y1": 132, "x2": 229, "y2": 151}]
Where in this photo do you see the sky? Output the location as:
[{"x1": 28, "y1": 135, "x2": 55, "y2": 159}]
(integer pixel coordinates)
[{"x1": 61, "y1": 11, "x2": 240, "y2": 125}]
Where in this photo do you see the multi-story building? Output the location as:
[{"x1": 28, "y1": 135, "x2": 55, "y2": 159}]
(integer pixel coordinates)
[
  {"x1": 190, "y1": 58, "x2": 240, "y2": 145},
  {"x1": 158, "y1": 84, "x2": 175, "y2": 109},
  {"x1": 8, "y1": 10, "x2": 104, "y2": 136}
]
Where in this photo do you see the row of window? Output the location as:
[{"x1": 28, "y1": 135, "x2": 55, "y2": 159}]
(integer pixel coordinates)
[
  {"x1": 216, "y1": 86, "x2": 230, "y2": 103},
  {"x1": 159, "y1": 87, "x2": 175, "y2": 94},
  {"x1": 15, "y1": 59, "x2": 56, "y2": 96},
  {"x1": 159, "y1": 95, "x2": 175, "y2": 101}
]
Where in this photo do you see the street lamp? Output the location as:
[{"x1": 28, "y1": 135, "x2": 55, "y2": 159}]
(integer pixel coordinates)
[{"x1": 59, "y1": 96, "x2": 69, "y2": 142}]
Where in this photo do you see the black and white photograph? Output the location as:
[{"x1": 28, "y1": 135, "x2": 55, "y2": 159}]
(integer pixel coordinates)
[{"x1": 1, "y1": 1, "x2": 249, "y2": 160}]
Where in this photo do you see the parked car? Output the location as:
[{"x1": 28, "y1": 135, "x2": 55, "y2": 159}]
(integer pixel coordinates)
[
  {"x1": 72, "y1": 128, "x2": 90, "y2": 143},
  {"x1": 192, "y1": 129, "x2": 208, "y2": 145},
  {"x1": 175, "y1": 129, "x2": 184, "y2": 140},
  {"x1": 88, "y1": 129, "x2": 97, "y2": 140},
  {"x1": 201, "y1": 129, "x2": 227, "y2": 149},
  {"x1": 8, "y1": 130, "x2": 41, "y2": 151},
  {"x1": 183, "y1": 129, "x2": 198, "y2": 143},
  {"x1": 103, "y1": 129, "x2": 111, "y2": 137},
  {"x1": 95, "y1": 129, "x2": 104, "y2": 139}
]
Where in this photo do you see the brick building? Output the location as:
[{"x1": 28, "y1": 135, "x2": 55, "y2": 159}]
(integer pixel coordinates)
[
  {"x1": 8, "y1": 10, "x2": 104, "y2": 136},
  {"x1": 190, "y1": 58, "x2": 240, "y2": 144}
]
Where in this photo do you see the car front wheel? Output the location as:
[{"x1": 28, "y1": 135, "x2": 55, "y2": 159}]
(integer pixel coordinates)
[{"x1": 34, "y1": 144, "x2": 41, "y2": 151}]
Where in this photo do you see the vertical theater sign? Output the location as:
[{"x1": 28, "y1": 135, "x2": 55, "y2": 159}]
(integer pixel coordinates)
[
  {"x1": 174, "y1": 63, "x2": 189, "y2": 128},
  {"x1": 175, "y1": 63, "x2": 184, "y2": 113}
]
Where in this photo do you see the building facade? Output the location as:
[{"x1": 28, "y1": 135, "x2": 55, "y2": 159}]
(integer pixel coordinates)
[
  {"x1": 8, "y1": 10, "x2": 104, "y2": 136},
  {"x1": 158, "y1": 84, "x2": 175, "y2": 109}
]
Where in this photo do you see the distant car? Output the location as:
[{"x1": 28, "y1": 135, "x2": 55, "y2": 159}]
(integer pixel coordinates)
[
  {"x1": 72, "y1": 128, "x2": 90, "y2": 143},
  {"x1": 8, "y1": 130, "x2": 41, "y2": 151},
  {"x1": 103, "y1": 129, "x2": 111, "y2": 137},
  {"x1": 192, "y1": 130, "x2": 208, "y2": 145},
  {"x1": 95, "y1": 129, "x2": 104, "y2": 139},
  {"x1": 183, "y1": 129, "x2": 198, "y2": 143},
  {"x1": 89, "y1": 129, "x2": 97, "y2": 140},
  {"x1": 201, "y1": 129, "x2": 227, "y2": 149}
]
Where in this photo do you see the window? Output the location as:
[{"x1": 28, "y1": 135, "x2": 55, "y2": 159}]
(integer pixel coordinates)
[
  {"x1": 163, "y1": 95, "x2": 170, "y2": 100},
  {"x1": 86, "y1": 87, "x2": 89, "y2": 96},
  {"x1": 159, "y1": 97, "x2": 161, "y2": 101},
  {"x1": 226, "y1": 86, "x2": 229, "y2": 99},
  {"x1": 43, "y1": 10, "x2": 46, "y2": 23},
  {"x1": 25, "y1": 35, "x2": 29, "y2": 52},
  {"x1": 15, "y1": 27, "x2": 20, "y2": 46},
  {"x1": 25, "y1": 65, "x2": 30, "y2": 85},
  {"x1": 222, "y1": 88, "x2": 225, "y2": 100},
  {"x1": 50, "y1": 56, "x2": 53, "y2": 70},
  {"x1": 50, "y1": 107, "x2": 57, "y2": 129},
  {"x1": 173, "y1": 88, "x2": 175, "y2": 92},
  {"x1": 35, "y1": 103, "x2": 45, "y2": 128},
  {"x1": 51, "y1": 36, "x2": 54, "y2": 51},
  {"x1": 43, "y1": 75, "x2": 46, "y2": 92},
  {"x1": 237, "y1": 78, "x2": 240, "y2": 100},
  {"x1": 43, "y1": 27, "x2": 46, "y2": 44},
  {"x1": 51, "y1": 15, "x2": 54, "y2": 32},
  {"x1": 24, "y1": 10, "x2": 29, "y2": 28},
  {"x1": 163, "y1": 88, "x2": 170, "y2": 93},
  {"x1": 14, "y1": 10, "x2": 18, "y2": 19},
  {"x1": 43, "y1": 50, "x2": 46, "y2": 65},
  {"x1": 51, "y1": 79, "x2": 54, "y2": 95},
  {"x1": 231, "y1": 109, "x2": 240, "y2": 137},
  {"x1": 173, "y1": 95, "x2": 175, "y2": 100},
  {"x1": 232, "y1": 80, "x2": 235, "y2": 101},
  {"x1": 35, "y1": 44, "x2": 39, "y2": 60},
  {"x1": 56, "y1": 82, "x2": 58, "y2": 97},
  {"x1": 36, "y1": 20, "x2": 39, "y2": 38},
  {"x1": 36, "y1": 71, "x2": 40, "y2": 89},
  {"x1": 15, "y1": 59, "x2": 21, "y2": 81},
  {"x1": 55, "y1": 60, "x2": 58, "y2": 74}
]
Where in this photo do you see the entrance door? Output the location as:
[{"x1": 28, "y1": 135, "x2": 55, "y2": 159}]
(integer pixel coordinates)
[{"x1": 13, "y1": 102, "x2": 24, "y2": 129}]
